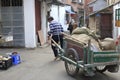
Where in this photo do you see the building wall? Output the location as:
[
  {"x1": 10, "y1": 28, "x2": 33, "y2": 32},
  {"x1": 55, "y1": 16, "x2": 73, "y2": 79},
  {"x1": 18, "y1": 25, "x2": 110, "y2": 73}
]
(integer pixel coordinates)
[
  {"x1": 65, "y1": 0, "x2": 83, "y2": 12},
  {"x1": 41, "y1": 1, "x2": 48, "y2": 43},
  {"x1": 64, "y1": 0, "x2": 84, "y2": 26},
  {"x1": 89, "y1": 0, "x2": 107, "y2": 12},
  {"x1": 0, "y1": 0, "x2": 25, "y2": 47},
  {"x1": 107, "y1": 0, "x2": 120, "y2": 5},
  {"x1": 89, "y1": 16, "x2": 96, "y2": 31},
  {"x1": 64, "y1": 0, "x2": 71, "y2": 5},
  {"x1": 24, "y1": 0, "x2": 36, "y2": 48},
  {"x1": 84, "y1": 0, "x2": 94, "y2": 25},
  {"x1": 50, "y1": 5, "x2": 67, "y2": 31},
  {"x1": 84, "y1": 0, "x2": 93, "y2": 6}
]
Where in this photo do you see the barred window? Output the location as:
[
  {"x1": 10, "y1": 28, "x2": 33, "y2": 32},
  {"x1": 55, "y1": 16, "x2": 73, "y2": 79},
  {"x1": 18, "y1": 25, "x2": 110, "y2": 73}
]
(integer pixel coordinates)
[{"x1": 1, "y1": 0, "x2": 23, "y2": 7}]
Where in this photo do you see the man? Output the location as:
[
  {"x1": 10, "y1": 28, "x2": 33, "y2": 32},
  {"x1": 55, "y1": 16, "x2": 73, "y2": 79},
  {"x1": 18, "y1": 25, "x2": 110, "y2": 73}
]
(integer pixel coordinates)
[{"x1": 48, "y1": 16, "x2": 64, "y2": 60}]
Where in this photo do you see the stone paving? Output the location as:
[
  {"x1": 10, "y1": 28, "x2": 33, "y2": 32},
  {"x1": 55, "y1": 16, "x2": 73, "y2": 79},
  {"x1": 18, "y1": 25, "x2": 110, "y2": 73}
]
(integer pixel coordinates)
[
  {"x1": 0, "y1": 46, "x2": 75, "y2": 80},
  {"x1": 0, "y1": 45, "x2": 120, "y2": 80}
]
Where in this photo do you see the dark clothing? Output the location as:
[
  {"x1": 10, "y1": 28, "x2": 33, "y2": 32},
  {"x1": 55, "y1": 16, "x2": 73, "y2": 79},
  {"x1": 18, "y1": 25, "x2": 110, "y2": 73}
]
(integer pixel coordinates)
[
  {"x1": 51, "y1": 35, "x2": 63, "y2": 57},
  {"x1": 67, "y1": 22, "x2": 73, "y2": 34}
]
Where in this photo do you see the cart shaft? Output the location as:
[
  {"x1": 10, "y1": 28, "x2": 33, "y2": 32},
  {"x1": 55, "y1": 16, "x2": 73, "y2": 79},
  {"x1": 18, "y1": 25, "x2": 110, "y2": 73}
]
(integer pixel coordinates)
[{"x1": 58, "y1": 54, "x2": 84, "y2": 69}]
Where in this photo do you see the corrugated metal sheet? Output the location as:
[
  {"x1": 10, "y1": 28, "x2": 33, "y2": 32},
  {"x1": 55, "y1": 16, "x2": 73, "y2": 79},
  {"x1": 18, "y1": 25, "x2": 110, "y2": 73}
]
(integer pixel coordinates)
[{"x1": 0, "y1": 0, "x2": 25, "y2": 47}]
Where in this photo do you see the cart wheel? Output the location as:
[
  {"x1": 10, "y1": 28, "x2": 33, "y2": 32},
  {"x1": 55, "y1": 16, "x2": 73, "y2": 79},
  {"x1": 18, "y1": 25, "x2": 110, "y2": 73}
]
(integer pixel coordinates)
[
  {"x1": 64, "y1": 48, "x2": 79, "y2": 77},
  {"x1": 95, "y1": 66, "x2": 107, "y2": 73},
  {"x1": 107, "y1": 65, "x2": 119, "y2": 72}
]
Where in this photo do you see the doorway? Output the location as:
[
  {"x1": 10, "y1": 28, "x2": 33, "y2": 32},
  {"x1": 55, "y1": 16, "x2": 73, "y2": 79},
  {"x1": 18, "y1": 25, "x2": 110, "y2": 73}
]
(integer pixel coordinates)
[{"x1": 100, "y1": 13, "x2": 113, "y2": 39}]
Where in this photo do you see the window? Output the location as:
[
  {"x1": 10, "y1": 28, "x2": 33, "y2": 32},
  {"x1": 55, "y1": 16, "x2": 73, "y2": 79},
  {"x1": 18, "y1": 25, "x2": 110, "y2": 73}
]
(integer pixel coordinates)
[
  {"x1": 78, "y1": 0, "x2": 83, "y2": 4},
  {"x1": 72, "y1": 0, "x2": 77, "y2": 3},
  {"x1": 115, "y1": 8, "x2": 120, "y2": 27},
  {"x1": 1, "y1": 0, "x2": 23, "y2": 7},
  {"x1": 0, "y1": 0, "x2": 24, "y2": 47},
  {"x1": 78, "y1": 0, "x2": 82, "y2": 3}
]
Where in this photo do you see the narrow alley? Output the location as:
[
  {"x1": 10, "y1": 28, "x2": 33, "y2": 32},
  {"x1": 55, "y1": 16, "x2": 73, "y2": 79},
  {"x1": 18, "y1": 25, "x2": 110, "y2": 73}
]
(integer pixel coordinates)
[
  {"x1": 0, "y1": 45, "x2": 120, "y2": 80},
  {"x1": 0, "y1": 46, "x2": 75, "y2": 80}
]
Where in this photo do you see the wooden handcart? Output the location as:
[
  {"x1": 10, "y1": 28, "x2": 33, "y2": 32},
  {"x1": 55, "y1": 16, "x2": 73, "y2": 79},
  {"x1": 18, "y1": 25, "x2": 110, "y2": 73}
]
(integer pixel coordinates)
[{"x1": 51, "y1": 33, "x2": 120, "y2": 77}]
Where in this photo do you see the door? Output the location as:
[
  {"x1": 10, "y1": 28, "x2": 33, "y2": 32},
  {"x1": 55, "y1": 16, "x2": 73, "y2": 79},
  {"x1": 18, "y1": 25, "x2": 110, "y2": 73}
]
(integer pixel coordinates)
[
  {"x1": 35, "y1": 0, "x2": 41, "y2": 43},
  {"x1": 100, "y1": 13, "x2": 112, "y2": 39}
]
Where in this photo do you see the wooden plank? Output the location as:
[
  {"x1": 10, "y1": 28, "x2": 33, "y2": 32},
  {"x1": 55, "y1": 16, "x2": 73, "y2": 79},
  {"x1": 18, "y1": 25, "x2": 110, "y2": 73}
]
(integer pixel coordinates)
[{"x1": 38, "y1": 30, "x2": 45, "y2": 46}]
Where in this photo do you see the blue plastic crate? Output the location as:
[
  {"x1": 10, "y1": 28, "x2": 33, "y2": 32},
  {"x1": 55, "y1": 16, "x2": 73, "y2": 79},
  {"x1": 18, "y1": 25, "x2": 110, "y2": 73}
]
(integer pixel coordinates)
[{"x1": 11, "y1": 54, "x2": 21, "y2": 65}]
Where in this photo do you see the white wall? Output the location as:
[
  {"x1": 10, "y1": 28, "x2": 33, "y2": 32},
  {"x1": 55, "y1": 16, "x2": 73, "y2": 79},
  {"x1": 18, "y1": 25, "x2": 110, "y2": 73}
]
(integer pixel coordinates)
[
  {"x1": 0, "y1": 6, "x2": 1, "y2": 22},
  {"x1": 113, "y1": 2, "x2": 120, "y2": 39},
  {"x1": 24, "y1": 0, "x2": 36, "y2": 48},
  {"x1": 59, "y1": 6, "x2": 67, "y2": 31},
  {"x1": 41, "y1": 1, "x2": 47, "y2": 42},
  {"x1": 50, "y1": 5, "x2": 67, "y2": 31},
  {"x1": 50, "y1": 5, "x2": 59, "y2": 21}
]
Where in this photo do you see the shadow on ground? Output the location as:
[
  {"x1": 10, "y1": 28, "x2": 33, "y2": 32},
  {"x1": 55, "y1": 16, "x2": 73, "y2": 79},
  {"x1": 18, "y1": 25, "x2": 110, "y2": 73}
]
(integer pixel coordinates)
[{"x1": 75, "y1": 72, "x2": 116, "y2": 80}]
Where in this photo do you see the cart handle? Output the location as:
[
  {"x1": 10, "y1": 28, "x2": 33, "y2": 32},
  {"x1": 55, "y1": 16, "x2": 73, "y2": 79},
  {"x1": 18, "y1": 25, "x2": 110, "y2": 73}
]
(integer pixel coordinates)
[{"x1": 51, "y1": 38, "x2": 64, "y2": 53}]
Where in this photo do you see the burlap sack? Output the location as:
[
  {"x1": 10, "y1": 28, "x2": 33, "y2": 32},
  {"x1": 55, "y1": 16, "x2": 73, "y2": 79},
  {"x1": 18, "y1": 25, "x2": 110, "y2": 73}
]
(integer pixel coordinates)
[
  {"x1": 72, "y1": 27, "x2": 91, "y2": 35},
  {"x1": 89, "y1": 31, "x2": 99, "y2": 40},
  {"x1": 0, "y1": 38, "x2": 5, "y2": 43},
  {"x1": 71, "y1": 34, "x2": 90, "y2": 44},
  {"x1": 72, "y1": 27, "x2": 99, "y2": 40},
  {"x1": 100, "y1": 38, "x2": 116, "y2": 50},
  {"x1": 71, "y1": 34, "x2": 101, "y2": 51}
]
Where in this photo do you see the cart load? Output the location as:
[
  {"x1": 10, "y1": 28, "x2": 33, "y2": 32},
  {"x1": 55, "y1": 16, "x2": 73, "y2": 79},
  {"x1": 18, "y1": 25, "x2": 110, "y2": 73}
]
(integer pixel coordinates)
[
  {"x1": 52, "y1": 27, "x2": 120, "y2": 77},
  {"x1": 71, "y1": 27, "x2": 116, "y2": 51}
]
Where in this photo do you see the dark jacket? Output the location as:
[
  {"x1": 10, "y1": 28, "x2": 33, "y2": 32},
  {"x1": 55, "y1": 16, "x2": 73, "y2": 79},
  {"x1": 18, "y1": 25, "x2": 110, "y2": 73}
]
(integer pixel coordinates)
[{"x1": 67, "y1": 22, "x2": 73, "y2": 34}]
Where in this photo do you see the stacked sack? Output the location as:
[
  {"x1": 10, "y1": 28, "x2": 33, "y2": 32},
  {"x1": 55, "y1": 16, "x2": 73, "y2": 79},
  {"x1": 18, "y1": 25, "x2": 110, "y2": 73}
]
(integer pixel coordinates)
[
  {"x1": 71, "y1": 27, "x2": 116, "y2": 51},
  {"x1": 71, "y1": 27, "x2": 101, "y2": 52},
  {"x1": 99, "y1": 38, "x2": 116, "y2": 50}
]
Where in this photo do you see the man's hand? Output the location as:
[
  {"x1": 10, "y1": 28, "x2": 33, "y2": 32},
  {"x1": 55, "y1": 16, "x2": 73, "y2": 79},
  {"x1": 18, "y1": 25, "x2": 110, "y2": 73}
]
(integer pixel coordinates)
[
  {"x1": 47, "y1": 31, "x2": 51, "y2": 36},
  {"x1": 48, "y1": 35, "x2": 52, "y2": 40}
]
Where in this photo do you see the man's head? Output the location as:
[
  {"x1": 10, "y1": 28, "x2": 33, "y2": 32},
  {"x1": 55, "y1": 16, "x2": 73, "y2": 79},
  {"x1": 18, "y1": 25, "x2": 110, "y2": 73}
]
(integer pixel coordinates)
[{"x1": 48, "y1": 16, "x2": 54, "y2": 22}]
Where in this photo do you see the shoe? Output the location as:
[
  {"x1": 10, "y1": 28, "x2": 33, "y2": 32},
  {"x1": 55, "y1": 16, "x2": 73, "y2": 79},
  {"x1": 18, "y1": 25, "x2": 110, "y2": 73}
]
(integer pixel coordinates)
[{"x1": 54, "y1": 57, "x2": 58, "y2": 61}]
